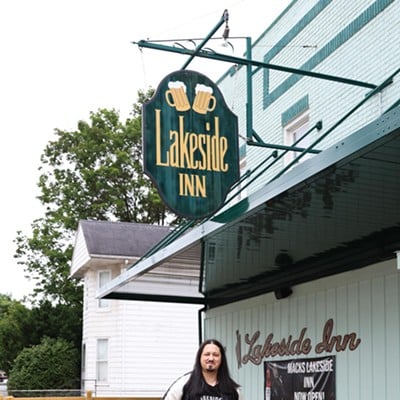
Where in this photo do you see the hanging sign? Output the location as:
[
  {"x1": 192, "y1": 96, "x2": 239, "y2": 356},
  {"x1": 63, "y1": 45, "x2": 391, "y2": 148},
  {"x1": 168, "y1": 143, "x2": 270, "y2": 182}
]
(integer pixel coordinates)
[
  {"x1": 142, "y1": 69, "x2": 239, "y2": 219},
  {"x1": 264, "y1": 356, "x2": 336, "y2": 400}
]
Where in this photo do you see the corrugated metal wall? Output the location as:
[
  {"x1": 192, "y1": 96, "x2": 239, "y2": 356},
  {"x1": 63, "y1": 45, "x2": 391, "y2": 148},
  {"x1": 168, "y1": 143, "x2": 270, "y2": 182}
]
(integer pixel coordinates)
[{"x1": 204, "y1": 259, "x2": 400, "y2": 399}]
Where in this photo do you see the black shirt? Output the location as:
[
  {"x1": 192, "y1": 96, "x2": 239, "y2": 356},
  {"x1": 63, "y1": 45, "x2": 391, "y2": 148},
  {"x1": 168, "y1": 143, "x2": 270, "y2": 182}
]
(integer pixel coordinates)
[{"x1": 184, "y1": 382, "x2": 237, "y2": 400}]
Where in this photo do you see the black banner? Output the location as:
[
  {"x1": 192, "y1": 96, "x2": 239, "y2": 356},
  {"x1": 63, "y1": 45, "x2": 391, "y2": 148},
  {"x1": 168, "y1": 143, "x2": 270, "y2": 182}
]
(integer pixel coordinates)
[{"x1": 264, "y1": 356, "x2": 336, "y2": 400}]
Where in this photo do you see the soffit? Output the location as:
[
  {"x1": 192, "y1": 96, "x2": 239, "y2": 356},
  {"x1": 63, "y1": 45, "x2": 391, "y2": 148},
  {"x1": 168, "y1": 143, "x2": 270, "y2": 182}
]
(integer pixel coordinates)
[{"x1": 99, "y1": 106, "x2": 400, "y2": 307}]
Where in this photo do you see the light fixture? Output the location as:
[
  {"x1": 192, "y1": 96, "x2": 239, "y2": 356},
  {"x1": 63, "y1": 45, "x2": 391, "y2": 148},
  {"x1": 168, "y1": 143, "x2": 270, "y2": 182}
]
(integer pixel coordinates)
[
  {"x1": 395, "y1": 250, "x2": 400, "y2": 270},
  {"x1": 222, "y1": 9, "x2": 230, "y2": 40},
  {"x1": 274, "y1": 287, "x2": 293, "y2": 300},
  {"x1": 274, "y1": 252, "x2": 293, "y2": 267}
]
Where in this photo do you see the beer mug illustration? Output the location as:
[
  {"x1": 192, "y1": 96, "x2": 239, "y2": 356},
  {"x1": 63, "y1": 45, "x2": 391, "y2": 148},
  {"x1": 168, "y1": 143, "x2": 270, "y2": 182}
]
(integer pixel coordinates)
[
  {"x1": 165, "y1": 81, "x2": 191, "y2": 112},
  {"x1": 192, "y1": 84, "x2": 216, "y2": 114}
]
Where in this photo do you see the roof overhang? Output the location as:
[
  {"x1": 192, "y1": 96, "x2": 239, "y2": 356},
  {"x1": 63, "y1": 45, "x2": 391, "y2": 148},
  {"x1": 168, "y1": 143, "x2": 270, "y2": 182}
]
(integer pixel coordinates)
[
  {"x1": 98, "y1": 227, "x2": 206, "y2": 304},
  {"x1": 99, "y1": 105, "x2": 400, "y2": 307}
]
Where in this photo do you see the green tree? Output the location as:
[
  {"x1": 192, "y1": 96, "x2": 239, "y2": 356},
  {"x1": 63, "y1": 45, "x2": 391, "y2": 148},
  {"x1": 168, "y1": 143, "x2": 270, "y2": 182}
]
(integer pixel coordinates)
[
  {"x1": 12, "y1": 89, "x2": 172, "y2": 386},
  {"x1": 15, "y1": 88, "x2": 168, "y2": 306},
  {"x1": 0, "y1": 295, "x2": 32, "y2": 373},
  {"x1": 7, "y1": 337, "x2": 80, "y2": 392},
  {"x1": 14, "y1": 219, "x2": 81, "y2": 306},
  {"x1": 0, "y1": 295, "x2": 82, "y2": 378},
  {"x1": 28, "y1": 301, "x2": 83, "y2": 351}
]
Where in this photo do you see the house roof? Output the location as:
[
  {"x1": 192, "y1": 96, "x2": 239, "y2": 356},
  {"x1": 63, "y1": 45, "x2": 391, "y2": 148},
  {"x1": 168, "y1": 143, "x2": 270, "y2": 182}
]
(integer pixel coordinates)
[
  {"x1": 79, "y1": 220, "x2": 171, "y2": 257},
  {"x1": 97, "y1": 104, "x2": 400, "y2": 307},
  {"x1": 71, "y1": 220, "x2": 204, "y2": 303},
  {"x1": 70, "y1": 220, "x2": 172, "y2": 278}
]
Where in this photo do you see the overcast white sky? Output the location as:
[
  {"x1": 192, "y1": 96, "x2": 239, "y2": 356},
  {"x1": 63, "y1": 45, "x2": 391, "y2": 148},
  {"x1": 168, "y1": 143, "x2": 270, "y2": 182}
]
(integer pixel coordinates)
[{"x1": 0, "y1": 0, "x2": 291, "y2": 300}]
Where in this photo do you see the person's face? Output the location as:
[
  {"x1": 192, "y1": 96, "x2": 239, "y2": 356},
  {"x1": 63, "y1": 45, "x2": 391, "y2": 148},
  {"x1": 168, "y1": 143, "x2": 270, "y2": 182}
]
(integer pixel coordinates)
[{"x1": 200, "y1": 343, "x2": 222, "y2": 372}]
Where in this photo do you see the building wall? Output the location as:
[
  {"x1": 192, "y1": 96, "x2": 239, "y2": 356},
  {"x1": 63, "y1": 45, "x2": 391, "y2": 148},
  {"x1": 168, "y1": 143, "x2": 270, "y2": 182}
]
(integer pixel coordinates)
[
  {"x1": 204, "y1": 259, "x2": 400, "y2": 400},
  {"x1": 218, "y1": 0, "x2": 400, "y2": 195},
  {"x1": 206, "y1": 1, "x2": 400, "y2": 399},
  {"x1": 82, "y1": 266, "x2": 201, "y2": 397}
]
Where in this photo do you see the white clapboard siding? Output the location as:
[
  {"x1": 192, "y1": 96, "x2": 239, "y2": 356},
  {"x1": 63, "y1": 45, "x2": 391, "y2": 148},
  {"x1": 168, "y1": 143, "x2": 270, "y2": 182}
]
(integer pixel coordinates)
[{"x1": 82, "y1": 267, "x2": 201, "y2": 397}]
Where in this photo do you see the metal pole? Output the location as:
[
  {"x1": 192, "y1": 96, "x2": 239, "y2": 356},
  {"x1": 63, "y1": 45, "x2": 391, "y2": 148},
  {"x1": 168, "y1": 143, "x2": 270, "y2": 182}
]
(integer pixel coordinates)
[
  {"x1": 135, "y1": 39, "x2": 377, "y2": 89},
  {"x1": 181, "y1": 10, "x2": 228, "y2": 70},
  {"x1": 246, "y1": 37, "x2": 253, "y2": 139}
]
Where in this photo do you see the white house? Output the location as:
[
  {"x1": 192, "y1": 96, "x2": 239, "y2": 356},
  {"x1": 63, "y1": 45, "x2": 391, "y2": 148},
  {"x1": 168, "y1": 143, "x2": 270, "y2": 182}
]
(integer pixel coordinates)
[
  {"x1": 71, "y1": 220, "x2": 202, "y2": 397},
  {"x1": 99, "y1": 1, "x2": 400, "y2": 399}
]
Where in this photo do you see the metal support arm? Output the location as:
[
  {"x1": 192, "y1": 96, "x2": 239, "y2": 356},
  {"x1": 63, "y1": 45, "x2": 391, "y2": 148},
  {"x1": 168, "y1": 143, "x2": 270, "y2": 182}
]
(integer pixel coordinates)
[
  {"x1": 134, "y1": 39, "x2": 377, "y2": 90},
  {"x1": 134, "y1": 10, "x2": 379, "y2": 155}
]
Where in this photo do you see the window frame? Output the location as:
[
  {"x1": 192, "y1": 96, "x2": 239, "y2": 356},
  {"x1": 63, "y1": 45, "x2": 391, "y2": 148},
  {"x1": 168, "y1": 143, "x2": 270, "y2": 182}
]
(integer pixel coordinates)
[
  {"x1": 96, "y1": 338, "x2": 108, "y2": 383},
  {"x1": 97, "y1": 270, "x2": 111, "y2": 310},
  {"x1": 283, "y1": 111, "x2": 311, "y2": 166}
]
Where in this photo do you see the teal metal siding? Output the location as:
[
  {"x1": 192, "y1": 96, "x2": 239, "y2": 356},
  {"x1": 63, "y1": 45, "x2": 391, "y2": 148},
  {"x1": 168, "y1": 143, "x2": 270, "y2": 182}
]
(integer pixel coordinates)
[
  {"x1": 263, "y1": 0, "x2": 394, "y2": 109},
  {"x1": 281, "y1": 95, "x2": 310, "y2": 125}
]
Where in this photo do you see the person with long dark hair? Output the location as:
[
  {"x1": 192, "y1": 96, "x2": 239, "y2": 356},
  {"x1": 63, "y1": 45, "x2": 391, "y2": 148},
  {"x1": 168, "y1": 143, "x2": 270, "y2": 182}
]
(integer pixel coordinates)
[{"x1": 163, "y1": 339, "x2": 243, "y2": 400}]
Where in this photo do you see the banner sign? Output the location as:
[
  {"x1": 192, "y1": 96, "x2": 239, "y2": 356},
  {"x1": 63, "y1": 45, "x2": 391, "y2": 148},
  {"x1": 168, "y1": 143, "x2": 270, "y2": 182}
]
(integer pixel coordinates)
[
  {"x1": 264, "y1": 356, "x2": 336, "y2": 400},
  {"x1": 142, "y1": 69, "x2": 239, "y2": 219}
]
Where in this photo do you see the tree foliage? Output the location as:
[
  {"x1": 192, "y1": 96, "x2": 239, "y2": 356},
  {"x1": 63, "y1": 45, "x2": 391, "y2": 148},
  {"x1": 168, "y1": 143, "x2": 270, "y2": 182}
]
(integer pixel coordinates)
[
  {"x1": 7, "y1": 337, "x2": 80, "y2": 391},
  {"x1": 10, "y1": 89, "x2": 171, "y2": 387},
  {"x1": 38, "y1": 90, "x2": 165, "y2": 228},
  {"x1": 14, "y1": 220, "x2": 80, "y2": 306},
  {"x1": 15, "y1": 88, "x2": 168, "y2": 305},
  {"x1": 0, "y1": 296, "x2": 82, "y2": 376},
  {"x1": 28, "y1": 301, "x2": 83, "y2": 352},
  {"x1": 0, "y1": 295, "x2": 32, "y2": 373}
]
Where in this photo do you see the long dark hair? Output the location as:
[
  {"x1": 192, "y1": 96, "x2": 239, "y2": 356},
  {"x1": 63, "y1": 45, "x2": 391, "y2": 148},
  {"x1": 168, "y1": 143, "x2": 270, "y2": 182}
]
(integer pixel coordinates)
[{"x1": 183, "y1": 339, "x2": 240, "y2": 400}]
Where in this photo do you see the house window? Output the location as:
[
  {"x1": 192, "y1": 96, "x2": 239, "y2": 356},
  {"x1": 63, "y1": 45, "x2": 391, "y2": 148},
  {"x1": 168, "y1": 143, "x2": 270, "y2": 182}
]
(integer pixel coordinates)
[
  {"x1": 96, "y1": 339, "x2": 108, "y2": 382},
  {"x1": 207, "y1": 242, "x2": 216, "y2": 261},
  {"x1": 98, "y1": 270, "x2": 111, "y2": 309},
  {"x1": 283, "y1": 111, "x2": 311, "y2": 166}
]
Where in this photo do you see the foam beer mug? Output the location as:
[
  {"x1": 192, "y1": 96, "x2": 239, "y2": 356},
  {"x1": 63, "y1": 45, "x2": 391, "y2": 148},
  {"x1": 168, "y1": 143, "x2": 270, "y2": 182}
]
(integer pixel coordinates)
[
  {"x1": 192, "y1": 84, "x2": 216, "y2": 114},
  {"x1": 165, "y1": 81, "x2": 191, "y2": 112}
]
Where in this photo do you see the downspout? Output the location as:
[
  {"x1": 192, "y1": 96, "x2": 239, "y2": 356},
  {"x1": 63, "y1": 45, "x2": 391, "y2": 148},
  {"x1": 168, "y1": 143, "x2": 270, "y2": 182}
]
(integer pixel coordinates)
[{"x1": 198, "y1": 307, "x2": 206, "y2": 344}]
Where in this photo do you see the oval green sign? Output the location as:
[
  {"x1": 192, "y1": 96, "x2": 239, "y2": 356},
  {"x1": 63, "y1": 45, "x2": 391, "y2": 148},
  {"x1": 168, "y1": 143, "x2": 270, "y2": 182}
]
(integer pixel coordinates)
[{"x1": 143, "y1": 70, "x2": 239, "y2": 219}]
